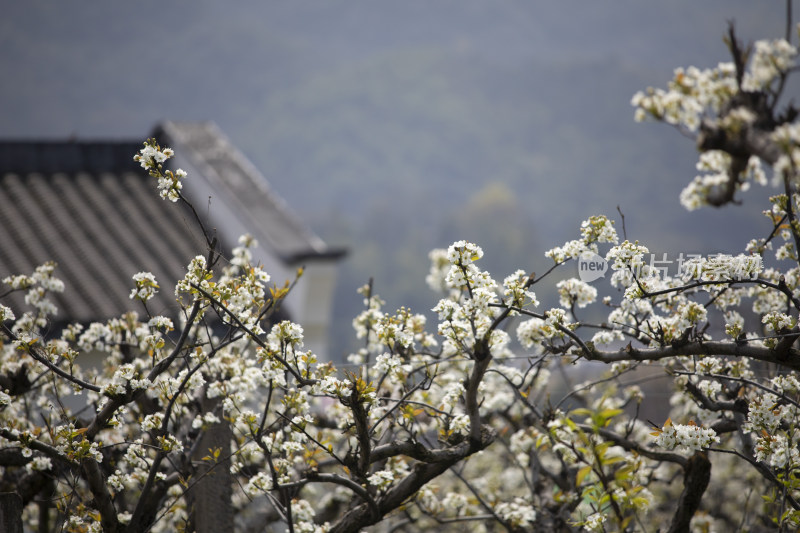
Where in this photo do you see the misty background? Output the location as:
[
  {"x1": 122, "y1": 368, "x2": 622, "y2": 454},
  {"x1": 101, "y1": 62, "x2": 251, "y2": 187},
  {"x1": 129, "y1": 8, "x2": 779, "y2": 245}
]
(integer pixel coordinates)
[{"x1": 1, "y1": 1, "x2": 790, "y2": 358}]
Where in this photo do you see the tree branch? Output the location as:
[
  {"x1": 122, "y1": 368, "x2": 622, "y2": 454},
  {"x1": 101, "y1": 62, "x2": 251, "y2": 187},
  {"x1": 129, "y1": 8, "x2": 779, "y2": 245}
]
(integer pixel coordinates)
[
  {"x1": 328, "y1": 427, "x2": 496, "y2": 533},
  {"x1": 586, "y1": 340, "x2": 800, "y2": 372}
]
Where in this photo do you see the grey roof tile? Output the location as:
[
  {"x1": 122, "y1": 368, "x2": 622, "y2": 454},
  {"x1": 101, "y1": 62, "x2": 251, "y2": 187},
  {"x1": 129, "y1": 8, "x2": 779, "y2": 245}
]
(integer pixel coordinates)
[
  {"x1": 0, "y1": 166, "x2": 198, "y2": 323},
  {"x1": 0, "y1": 123, "x2": 345, "y2": 327}
]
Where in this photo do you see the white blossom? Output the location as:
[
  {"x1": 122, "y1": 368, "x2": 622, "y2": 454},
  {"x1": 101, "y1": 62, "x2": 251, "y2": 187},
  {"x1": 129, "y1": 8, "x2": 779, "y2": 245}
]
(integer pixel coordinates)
[
  {"x1": 495, "y1": 498, "x2": 536, "y2": 528},
  {"x1": 653, "y1": 419, "x2": 719, "y2": 452},
  {"x1": 557, "y1": 278, "x2": 597, "y2": 309},
  {"x1": 130, "y1": 271, "x2": 159, "y2": 302}
]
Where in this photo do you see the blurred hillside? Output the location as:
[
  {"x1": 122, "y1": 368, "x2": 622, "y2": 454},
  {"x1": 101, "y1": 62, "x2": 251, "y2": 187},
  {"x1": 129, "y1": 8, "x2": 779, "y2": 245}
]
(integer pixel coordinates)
[{"x1": 1, "y1": 1, "x2": 790, "y2": 358}]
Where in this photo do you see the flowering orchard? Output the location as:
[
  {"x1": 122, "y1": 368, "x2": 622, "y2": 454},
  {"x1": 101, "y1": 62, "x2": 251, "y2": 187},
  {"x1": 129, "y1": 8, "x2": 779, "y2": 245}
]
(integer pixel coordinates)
[{"x1": 3, "y1": 18, "x2": 800, "y2": 533}]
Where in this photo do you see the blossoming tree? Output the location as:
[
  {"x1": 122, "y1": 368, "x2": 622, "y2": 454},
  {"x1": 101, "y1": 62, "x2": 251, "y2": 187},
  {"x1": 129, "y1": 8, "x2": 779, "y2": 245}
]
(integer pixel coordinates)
[{"x1": 2, "y1": 14, "x2": 800, "y2": 533}]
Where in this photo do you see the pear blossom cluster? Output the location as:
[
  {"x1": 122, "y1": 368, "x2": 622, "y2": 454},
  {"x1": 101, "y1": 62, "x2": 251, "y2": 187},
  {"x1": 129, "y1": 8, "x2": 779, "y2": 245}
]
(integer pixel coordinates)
[
  {"x1": 631, "y1": 34, "x2": 797, "y2": 130},
  {"x1": 762, "y1": 311, "x2": 795, "y2": 333},
  {"x1": 545, "y1": 238, "x2": 590, "y2": 263},
  {"x1": 631, "y1": 62, "x2": 738, "y2": 131},
  {"x1": 130, "y1": 271, "x2": 159, "y2": 302},
  {"x1": 502, "y1": 269, "x2": 538, "y2": 309},
  {"x1": 133, "y1": 141, "x2": 174, "y2": 170},
  {"x1": 0, "y1": 304, "x2": 15, "y2": 323},
  {"x1": 2, "y1": 262, "x2": 64, "y2": 328},
  {"x1": 742, "y1": 38, "x2": 798, "y2": 91},
  {"x1": 494, "y1": 498, "x2": 537, "y2": 528},
  {"x1": 680, "y1": 253, "x2": 763, "y2": 282},
  {"x1": 744, "y1": 393, "x2": 785, "y2": 434},
  {"x1": 556, "y1": 278, "x2": 597, "y2": 309},
  {"x1": 606, "y1": 240, "x2": 651, "y2": 290},
  {"x1": 133, "y1": 139, "x2": 187, "y2": 202},
  {"x1": 583, "y1": 512, "x2": 607, "y2": 532},
  {"x1": 425, "y1": 248, "x2": 451, "y2": 292},
  {"x1": 754, "y1": 433, "x2": 800, "y2": 469},
  {"x1": 516, "y1": 308, "x2": 572, "y2": 349},
  {"x1": 428, "y1": 240, "x2": 518, "y2": 355},
  {"x1": 174, "y1": 255, "x2": 213, "y2": 303},
  {"x1": 545, "y1": 215, "x2": 618, "y2": 263},
  {"x1": 654, "y1": 301, "x2": 710, "y2": 339},
  {"x1": 680, "y1": 153, "x2": 767, "y2": 210},
  {"x1": 156, "y1": 168, "x2": 186, "y2": 202},
  {"x1": 580, "y1": 214, "x2": 619, "y2": 245},
  {"x1": 652, "y1": 419, "x2": 720, "y2": 453},
  {"x1": 773, "y1": 122, "x2": 800, "y2": 179},
  {"x1": 632, "y1": 29, "x2": 798, "y2": 212}
]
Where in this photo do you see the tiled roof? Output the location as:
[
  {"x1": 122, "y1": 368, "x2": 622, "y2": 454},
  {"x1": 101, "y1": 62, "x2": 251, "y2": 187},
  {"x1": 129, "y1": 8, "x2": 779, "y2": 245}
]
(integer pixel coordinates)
[
  {"x1": 0, "y1": 122, "x2": 345, "y2": 326},
  {"x1": 0, "y1": 141, "x2": 203, "y2": 322},
  {"x1": 156, "y1": 122, "x2": 344, "y2": 263}
]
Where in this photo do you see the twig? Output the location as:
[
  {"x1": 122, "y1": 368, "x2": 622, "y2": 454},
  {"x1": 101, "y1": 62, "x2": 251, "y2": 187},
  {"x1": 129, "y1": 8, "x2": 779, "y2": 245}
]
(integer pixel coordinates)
[{"x1": 617, "y1": 205, "x2": 628, "y2": 242}]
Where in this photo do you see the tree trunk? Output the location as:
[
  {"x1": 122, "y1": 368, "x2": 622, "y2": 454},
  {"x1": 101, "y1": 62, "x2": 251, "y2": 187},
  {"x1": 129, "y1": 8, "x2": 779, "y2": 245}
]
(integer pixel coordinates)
[
  {"x1": 0, "y1": 492, "x2": 23, "y2": 533},
  {"x1": 189, "y1": 395, "x2": 234, "y2": 533},
  {"x1": 667, "y1": 451, "x2": 711, "y2": 533}
]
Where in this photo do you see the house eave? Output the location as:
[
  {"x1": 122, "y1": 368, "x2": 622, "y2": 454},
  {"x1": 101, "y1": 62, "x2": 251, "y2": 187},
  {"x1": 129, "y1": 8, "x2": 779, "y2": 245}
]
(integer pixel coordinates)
[{"x1": 281, "y1": 246, "x2": 349, "y2": 265}]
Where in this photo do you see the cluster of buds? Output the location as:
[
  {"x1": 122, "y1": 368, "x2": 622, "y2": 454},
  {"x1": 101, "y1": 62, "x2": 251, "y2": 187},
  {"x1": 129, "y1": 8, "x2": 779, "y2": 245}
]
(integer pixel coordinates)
[{"x1": 133, "y1": 139, "x2": 186, "y2": 202}]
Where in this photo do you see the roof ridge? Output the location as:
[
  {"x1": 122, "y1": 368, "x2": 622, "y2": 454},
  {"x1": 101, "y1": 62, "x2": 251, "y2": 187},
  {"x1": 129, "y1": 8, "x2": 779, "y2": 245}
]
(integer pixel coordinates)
[
  {"x1": 155, "y1": 121, "x2": 345, "y2": 262},
  {"x1": 0, "y1": 141, "x2": 141, "y2": 173}
]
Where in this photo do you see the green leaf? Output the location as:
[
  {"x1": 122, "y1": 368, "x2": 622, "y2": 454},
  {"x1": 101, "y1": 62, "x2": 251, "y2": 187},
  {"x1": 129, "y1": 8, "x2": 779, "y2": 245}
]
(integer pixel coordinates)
[
  {"x1": 576, "y1": 465, "x2": 593, "y2": 486},
  {"x1": 603, "y1": 455, "x2": 626, "y2": 466},
  {"x1": 598, "y1": 408, "x2": 624, "y2": 420}
]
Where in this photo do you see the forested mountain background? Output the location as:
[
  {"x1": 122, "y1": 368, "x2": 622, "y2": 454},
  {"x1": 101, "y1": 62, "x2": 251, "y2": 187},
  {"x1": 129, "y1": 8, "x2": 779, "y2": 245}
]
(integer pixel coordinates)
[{"x1": 1, "y1": 1, "x2": 791, "y2": 358}]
